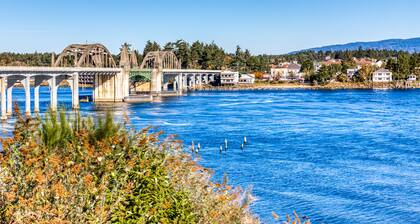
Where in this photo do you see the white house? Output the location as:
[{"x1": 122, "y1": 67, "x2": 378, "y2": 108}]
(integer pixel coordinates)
[
  {"x1": 372, "y1": 68, "x2": 392, "y2": 82},
  {"x1": 407, "y1": 74, "x2": 417, "y2": 82},
  {"x1": 220, "y1": 71, "x2": 239, "y2": 85},
  {"x1": 238, "y1": 74, "x2": 255, "y2": 84},
  {"x1": 346, "y1": 68, "x2": 358, "y2": 79},
  {"x1": 270, "y1": 62, "x2": 302, "y2": 81}
]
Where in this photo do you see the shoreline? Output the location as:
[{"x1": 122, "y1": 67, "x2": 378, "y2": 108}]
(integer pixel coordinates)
[{"x1": 198, "y1": 81, "x2": 420, "y2": 91}]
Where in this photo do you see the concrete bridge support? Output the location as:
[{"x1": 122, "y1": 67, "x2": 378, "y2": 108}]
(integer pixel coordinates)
[
  {"x1": 22, "y1": 76, "x2": 31, "y2": 116},
  {"x1": 48, "y1": 76, "x2": 58, "y2": 111},
  {"x1": 6, "y1": 76, "x2": 20, "y2": 116},
  {"x1": 182, "y1": 74, "x2": 188, "y2": 91},
  {"x1": 93, "y1": 70, "x2": 128, "y2": 102},
  {"x1": 33, "y1": 76, "x2": 49, "y2": 113},
  {"x1": 1, "y1": 77, "x2": 6, "y2": 120},
  {"x1": 67, "y1": 72, "x2": 79, "y2": 109},
  {"x1": 177, "y1": 74, "x2": 183, "y2": 95},
  {"x1": 150, "y1": 69, "x2": 162, "y2": 95},
  {"x1": 197, "y1": 74, "x2": 202, "y2": 88}
]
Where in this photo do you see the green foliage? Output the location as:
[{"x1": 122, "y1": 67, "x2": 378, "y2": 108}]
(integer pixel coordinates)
[
  {"x1": 0, "y1": 52, "x2": 52, "y2": 66},
  {"x1": 310, "y1": 64, "x2": 342, "y2": 85},
  {"x1": 300, "y1": 60, "x2": 314, "y2": 74},
  {"x1": 143, "y1": 40, "x2": 161, "y2": 57}
]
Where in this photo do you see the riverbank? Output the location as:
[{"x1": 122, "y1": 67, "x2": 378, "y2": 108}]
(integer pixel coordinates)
[{"x1": 199, "y1": 81, "x2": 420, "y2": 91}]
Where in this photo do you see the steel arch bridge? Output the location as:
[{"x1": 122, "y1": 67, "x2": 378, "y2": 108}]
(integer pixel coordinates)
[
  {"x1": 130, "y1": 51, "x2": 181, "y2": 82},
  {"x1": 53, "y1": 43, "x2": 117, "y2": 68},
  {"x1": 53, "y1": 43, "x2": 118, "y2": 84},
  {"x1": 140, "y1": 51, "x2": 181, "y2": 70}
]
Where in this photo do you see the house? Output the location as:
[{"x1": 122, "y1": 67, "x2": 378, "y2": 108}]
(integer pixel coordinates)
[
  {"x1": 220, "y1": 71, "x2": 239, "y2": 85},
  {"x1": 352, "y1": 57, "x2": 384, "y2": 69},
  {"x1": 270, "y1": 62, "x2": 302, "y2": 81},
  {"x1": 407, "y1": 74, "x2": 417, "y2": 82},
  {"x1": 372, "y1": 68, "x2": 392, "y2": 82},
  {"x1": 320, "y1": 58, "x2": 342, "y2": 66},
  {"x1": 238, "y1": 74, "x2": 255, "y2": 84},
  {"x1": 346, "y1": 68, "x2": 358, "y2": 79},
  {"x1": 261, "y1": 73, "x2": 272, "y2": 81}
]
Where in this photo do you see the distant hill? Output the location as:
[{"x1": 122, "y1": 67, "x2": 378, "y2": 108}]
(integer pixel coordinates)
[{"x1": 295, "y1": 37, "x2": 420, "y2": 53}]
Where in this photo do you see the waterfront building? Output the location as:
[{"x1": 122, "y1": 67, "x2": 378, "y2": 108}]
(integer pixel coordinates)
[
  {"x1": 372, "y1": 68, "x2": 392, "y2": 82},
  {"x1": 270, "y1": 62, "x2": 302, "y2": 81},
  {"x1": 347, "y1": 68, "x2": 359, "y2": 79},
  {"x1": 320, "y1": 58, "x2": 342, "y2": 66},
  {"x1": 238, "y1": 74, "x2": 255, "y2": 84},
  {"x1": 261, "y1": 73, "x2": 272, "y2": 81},
  {"x1": 220, "y1": 71, "x2": 239, "y2": 85},
  {"x1": 353, "y1": 57, "x2": 383, "y2": 69},
  {"x1": 407, "y1": 74, "x2": 417, "y2": 81}
]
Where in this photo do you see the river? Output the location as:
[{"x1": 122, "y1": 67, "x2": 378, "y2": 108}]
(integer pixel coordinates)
[{"x1": 2, "y1": 87, "x2": 420, "y2": 224}]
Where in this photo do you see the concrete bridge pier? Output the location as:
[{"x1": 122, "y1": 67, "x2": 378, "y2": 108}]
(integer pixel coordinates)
[
  {"x1": 93, "y1": 71, "x2": 128, "y2": 102},
  {"x1": 197, "y1": 74, "x2": 203, "y2": 89},
  {"x1": 150, "y1": 69, "x2": 162, "y2": 95},
  {"x1": 1, "y1": 77, "x2": 6, "y2": 120},
  {"x1": 6, "y1": 77, "x2": 16, "y2": 116},
  {"x1": 163, "y1": 82, "x2": 169, "y2": 91},
  {"x1": 177, "y1": 74, "x2": 183, "y2": 95},
  {"x1": 203, "y1": 75, "x2": 209, "y2": 85},
  {"x1": 48, "y1": 76, "x2": 58, "y2": 111},
  {"x1": 33, "y1": 76, "x2": 45, "y2": 113},
  {"x1": 191, "y1": 75, "x2": 196, "y2": 89},
  {"x1": 67, "y1": 72, "x2": 79, "y2": 109},
  {"x1": 182, "y1": 74, "x2": 188, "y2": 91},
  {"x1": 22, "y1": 76, "x2": 31, "y2": 116}
]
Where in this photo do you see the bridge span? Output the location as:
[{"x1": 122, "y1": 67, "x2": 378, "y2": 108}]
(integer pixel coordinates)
[
  {"x1": 0, "y1": 44, "x2": 236, "y2": 120},
  {"x1": 0, "y1": 66, "x2": 128, "y2": 119}
]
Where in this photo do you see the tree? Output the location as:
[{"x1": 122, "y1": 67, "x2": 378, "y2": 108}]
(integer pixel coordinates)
[
  {"x1": 396, "y1": 53, "x2": 411, "y2": 80},
  {"x1": 355, "y1": 64, "x2": 374, "y2": 82},
  {"x1": 310, "y1": 65, "x2": 334, "y2": 85},
  {"x1": 142, "y1": 40, "x2": 161, "y2": 56},
  {"x1": 173, "y1": 40, "x2": 190, "y2": 68},
  {"x1": 190, "y1": 41, "x2": 204, "y2": 69},
  {"x1": 300, "y1": 60, "x2": 314, "y2": 74}
]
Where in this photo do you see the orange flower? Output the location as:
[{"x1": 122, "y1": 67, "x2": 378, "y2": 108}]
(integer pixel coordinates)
[
  {"x1": 5, "y1": 192, "x2": 16, "y2": 201},
  {"x1": 49, "y1": 155, "x2": 61, "y2": 169},
  {"x1": 34, "y1": 169, "x2": 46, "y2": 184},
  {"x1": 83, "y1": 174, "x2": 94, "y2": 186},
  {"x1": 52, "y1": 182, "x2": 66, "y2": 197}
]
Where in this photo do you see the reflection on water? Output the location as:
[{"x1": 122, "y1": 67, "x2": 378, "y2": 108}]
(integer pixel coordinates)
[{"x1": 2, "y1": 87, "x2": 420, "y2": 224}]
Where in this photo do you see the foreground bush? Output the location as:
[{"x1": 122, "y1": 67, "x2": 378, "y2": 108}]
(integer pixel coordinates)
[{"x1": 0, "y1": 108, "x2": 257, "y2": 223}]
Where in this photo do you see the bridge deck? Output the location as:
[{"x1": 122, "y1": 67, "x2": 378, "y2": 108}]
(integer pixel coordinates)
[
  {"x1": 0, "y1": 66, "x2": 122, "y2": 74},
  {"x1": 162, "y1": 69, "x2": 221, "y2": 73}
]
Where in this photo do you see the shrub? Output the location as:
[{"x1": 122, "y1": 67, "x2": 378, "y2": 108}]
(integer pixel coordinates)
[{"x1": 0, "y1": 107, "x2": 257, "y2": 223}]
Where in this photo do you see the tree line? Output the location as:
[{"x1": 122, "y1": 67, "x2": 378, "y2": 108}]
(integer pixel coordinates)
[
  {"x1": 1, "y1": 43, "x2": 420, "y2": 83},
  {"x1": 134, "y1": 40, "x2": 269, "y2": 72},
  {"x1": 0, "y1": 40, "x2": 269, "y2": 73}
]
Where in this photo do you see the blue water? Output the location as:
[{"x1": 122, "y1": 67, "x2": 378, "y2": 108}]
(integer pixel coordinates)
[{"x1": 2, "y1": 87, "x2": 420, "y2": 224}]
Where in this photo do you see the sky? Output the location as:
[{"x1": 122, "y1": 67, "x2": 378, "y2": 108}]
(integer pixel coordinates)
[{"x1": 0, "y1": 0, "x2": 420, "y2": 55}]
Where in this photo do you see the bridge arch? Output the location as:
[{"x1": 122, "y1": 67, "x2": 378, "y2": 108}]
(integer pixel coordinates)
[
  {"x1": 53, "y1": 43, "x2": 117, "y2": 68},
  {"x1": 140, "y1": 51, "x2": 180, "y2": 70}
]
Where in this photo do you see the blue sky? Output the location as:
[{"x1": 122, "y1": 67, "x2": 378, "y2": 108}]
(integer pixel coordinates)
[{"x1": 1, "y1": 0, "x2": 419, "y2": 54}]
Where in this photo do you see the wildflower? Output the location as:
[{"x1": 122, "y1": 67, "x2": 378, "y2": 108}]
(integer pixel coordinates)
[
  {"x1": 34, "y1": 169, "x2": 46, "y2": 184},
  {"x1": 52, "y1": 182, "x2": 66, "y2": 198}
]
